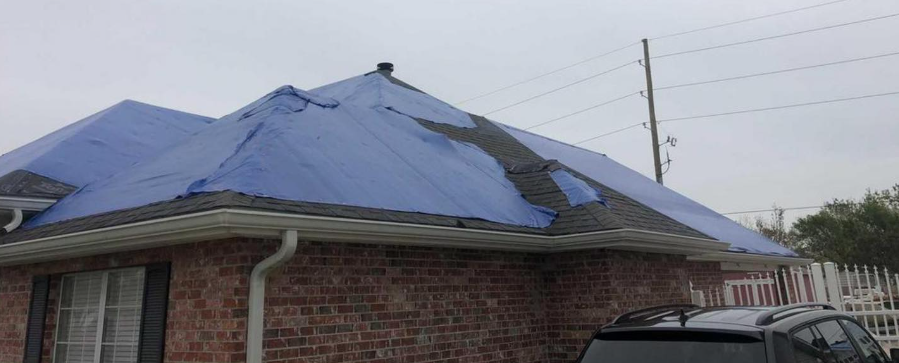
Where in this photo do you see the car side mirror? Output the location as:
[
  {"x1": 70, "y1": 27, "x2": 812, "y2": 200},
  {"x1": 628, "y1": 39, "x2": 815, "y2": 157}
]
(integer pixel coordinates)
[{"x1": 890, "y1": 348, "x2": 899, "y2": 363}]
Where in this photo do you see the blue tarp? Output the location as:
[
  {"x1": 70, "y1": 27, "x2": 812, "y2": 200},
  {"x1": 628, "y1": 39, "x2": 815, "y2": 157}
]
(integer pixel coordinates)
[
  {"x1": 550, "y1": 170, "x2": 606, "y2": 207},
  {"x1": 498, "y1": 123, "x2": 798, "y2": 257},
  {"x1": 28, "y1": 76, "x2": 555, "y2": 228},
  {"x1": 0, "y1": 100, "x2": 213, "y2": 187},
  {"x1": 9, "y1": 70, "x2": 797, "y2": 259},
  {"x1": 312, "y1": 74, "x2": 476, "y2": 128}
]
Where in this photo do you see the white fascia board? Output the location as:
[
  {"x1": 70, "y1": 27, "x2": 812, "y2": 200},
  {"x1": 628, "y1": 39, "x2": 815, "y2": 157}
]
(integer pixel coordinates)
[
  {"x1": 552, "y1": 229, "x2": 730, "y2": 255},
  {"x1": 0, "y1": 196, "x2": 57, "y2": 211},
  {"x1": 687, "y1": 251, "x2": 814, "y2": 269},
  {"x1": 0, "y1": 209, "x2": 731, "y2": 266}
]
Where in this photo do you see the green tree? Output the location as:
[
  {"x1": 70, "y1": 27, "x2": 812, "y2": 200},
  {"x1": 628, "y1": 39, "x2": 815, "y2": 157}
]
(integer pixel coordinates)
[
  {"x1": 791, "y1": 185, "x2": 899, "y2": 270},
  {"x1": 749, "y1": 206, "x2": 798, "y2": 250}
]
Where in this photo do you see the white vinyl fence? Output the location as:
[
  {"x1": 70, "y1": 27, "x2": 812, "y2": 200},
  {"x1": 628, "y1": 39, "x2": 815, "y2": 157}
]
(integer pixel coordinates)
[{"x1": 692, "y1": 262, "x2": 899, "y2": 349}]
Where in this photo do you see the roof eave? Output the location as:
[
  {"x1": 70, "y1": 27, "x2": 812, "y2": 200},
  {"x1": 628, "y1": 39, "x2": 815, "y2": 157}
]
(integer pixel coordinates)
[
  {"x1": 0, "y1": 208, "x2": 730, "y2": 266},
  {"x1": 0, "y1": 195, "x2": 58, "y2": 212},
  {"x1": 687, "y1": 251, "x2": 813, "y2": 269}
]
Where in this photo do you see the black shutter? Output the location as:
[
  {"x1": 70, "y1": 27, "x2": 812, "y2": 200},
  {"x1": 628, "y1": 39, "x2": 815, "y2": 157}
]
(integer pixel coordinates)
[
  {"x1": 137, "y1": 262, "x2": 171, "y2": 363},
  {"x1": 23, "y1": 275, "x2": 50, "y2": 363}
]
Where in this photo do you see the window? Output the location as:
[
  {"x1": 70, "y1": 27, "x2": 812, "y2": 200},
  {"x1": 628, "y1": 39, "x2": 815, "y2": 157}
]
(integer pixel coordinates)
[
  {"x1": 578, "y1": 331, "x2": 766, "y2": 363},
  {"x1": 54, "y1": 268, "x2": 145, "y2": 363},
  {"x1": 816, "y1": 320, "x2": 862, "y2": 363},
  {"x1": 841, "y1": 320, "x2": 889, "y2": 363},
  {"x1": 793, "y1": 327, "x2": 833, "y2": 363}
]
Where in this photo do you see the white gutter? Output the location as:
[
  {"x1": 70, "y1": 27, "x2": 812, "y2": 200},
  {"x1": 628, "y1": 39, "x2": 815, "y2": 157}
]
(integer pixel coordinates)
[
  {"x1": 687, "y1": 251, "x2": 813, "y2": 270},
  {"x1": 247, "y1": 230, "x2": 297, "y2": 363},
  {"x1": 0, "y1": 196, "x2": 57, "y2": 211},
  {"x1": 0, "y1": 209, "x2": 731, "y2": 266},
  {"x1": 1, "y1": 209, "x2": 23, "y2": 234}
]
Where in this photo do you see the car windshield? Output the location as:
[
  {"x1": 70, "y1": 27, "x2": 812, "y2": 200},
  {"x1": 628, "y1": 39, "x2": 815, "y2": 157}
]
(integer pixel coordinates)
[{"x1": 580, "y1": 331, "x2": 766, "y2": 363}]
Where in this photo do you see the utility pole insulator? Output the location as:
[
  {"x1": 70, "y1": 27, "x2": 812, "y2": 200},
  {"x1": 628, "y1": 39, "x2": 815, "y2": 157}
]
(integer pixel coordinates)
[{"x1": 642, "y1": 38, "x2": 664, "y2": 185}]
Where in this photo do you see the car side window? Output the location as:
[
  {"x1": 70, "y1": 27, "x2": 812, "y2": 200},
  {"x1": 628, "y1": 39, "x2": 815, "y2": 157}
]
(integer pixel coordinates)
[
  {"x1": 793, "y1": 327, "x2": 834, "y2": 363},
  {"x1": 841, "y1": 320, "x2": 889, "y2": 363},
  {"x1": 816, "y1": 320, "x2": 863, "y2": 363}
]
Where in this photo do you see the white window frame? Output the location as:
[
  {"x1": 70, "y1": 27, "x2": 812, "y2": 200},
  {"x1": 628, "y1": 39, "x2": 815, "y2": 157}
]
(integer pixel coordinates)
[{"x1": 52, "y1": 267, "x2": 145, "y2": 363}]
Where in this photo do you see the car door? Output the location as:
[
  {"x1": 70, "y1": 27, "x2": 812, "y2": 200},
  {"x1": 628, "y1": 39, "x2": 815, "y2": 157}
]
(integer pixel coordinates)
[
  {"x1": 790, "y1": 325, "x2": 833, "y2": 363},
  {"x1": 839, "y1": 319, "x2": 890, "y2": 363},
  {"x1": 814, "y1": 319, "x2": 864, "y2": 363}
]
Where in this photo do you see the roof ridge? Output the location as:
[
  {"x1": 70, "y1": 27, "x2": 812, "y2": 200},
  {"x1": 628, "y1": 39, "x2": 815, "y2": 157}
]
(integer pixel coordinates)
[
  {"x1": 0, "y1": 100, "x2": 214, "y2": 187},
  {"x1": 492, "y1": 121, "x2": 611, "y2": 159},
  {"x1": 115, "y1": 99, "x2": 215, "y2": 123}
]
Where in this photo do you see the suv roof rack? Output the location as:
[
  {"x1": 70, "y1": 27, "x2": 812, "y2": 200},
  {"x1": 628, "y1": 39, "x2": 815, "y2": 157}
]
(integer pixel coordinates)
[
  {"x1": 755, "y1": 303, "x2": 836, "y2": 326},
  {"x1": 611, "y1": 304, "x2": 700, "y2": 325}
]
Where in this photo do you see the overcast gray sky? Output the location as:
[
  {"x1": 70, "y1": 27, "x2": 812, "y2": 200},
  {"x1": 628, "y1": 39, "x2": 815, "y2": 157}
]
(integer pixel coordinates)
[{"x1": 2, "y1": 0, "x2": 898, "y2": 225}]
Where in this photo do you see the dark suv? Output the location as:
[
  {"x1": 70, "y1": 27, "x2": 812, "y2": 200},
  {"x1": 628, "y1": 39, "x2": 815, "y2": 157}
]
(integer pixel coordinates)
[{"x1": 576, "y1": 303, "x2": 895, "y2": 363}]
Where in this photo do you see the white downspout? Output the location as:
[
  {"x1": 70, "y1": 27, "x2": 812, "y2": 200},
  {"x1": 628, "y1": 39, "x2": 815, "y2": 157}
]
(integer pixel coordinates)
[
  {"x1": 247, "y1": 230, "x2": 297, "y2": 363},
  {"x1": 1, "y1": 209, "x2": 23, "y2": 234}
]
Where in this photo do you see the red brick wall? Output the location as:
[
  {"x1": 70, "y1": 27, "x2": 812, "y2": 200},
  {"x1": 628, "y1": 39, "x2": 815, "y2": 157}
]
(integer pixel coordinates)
[
  {"x1": 689, "y1": 260, "x2": 726, "y2": 295},
  {"x1": 0, "y1": 262, "x2": 30, "y2": 360},
  {"x1": 0, "y1": 238, "x2": 723, "y2": 363},
  {"x1": 263, "y1": 243, "x2": 548, "y2": 363},
  {"x1": 0, "y1": 239, "x2": 265, "y2": 363},
  {"x1": 541, "y1": 250, "x2": 723, "y2": 363}
]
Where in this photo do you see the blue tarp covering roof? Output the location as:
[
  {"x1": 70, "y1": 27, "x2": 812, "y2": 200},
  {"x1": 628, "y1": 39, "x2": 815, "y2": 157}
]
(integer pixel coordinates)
[
  {"x1": 312, "y1": 74, "x2": 476, "y2": 128},
  {"x1": 0, "y1": 100, "x2": 213, "y2": 187},
  {"x1": 550, "y1": 170, "x2": 606, "y2": 207},
  {"x1": 498, "y1": 123, "x2": 798, "y2": 257},
  {"x1": 28, "y1": 75, "x2": 555, "y2": 228},
  {"x1": 4, "y1": 68, "x2": 798, "y2": 258}
]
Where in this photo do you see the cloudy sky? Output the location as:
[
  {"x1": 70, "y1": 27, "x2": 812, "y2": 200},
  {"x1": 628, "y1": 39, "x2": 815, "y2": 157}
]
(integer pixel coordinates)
[{"x1": 2, "y1": 0, "x2": 898, "y2": 225}]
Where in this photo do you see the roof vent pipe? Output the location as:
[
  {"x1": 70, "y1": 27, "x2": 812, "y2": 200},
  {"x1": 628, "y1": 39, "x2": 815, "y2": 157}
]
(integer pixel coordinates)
[
  {"x1": 377, "y1": 62, "x2": 394, "y2": 74},
  {"x1": 1, "y1": 208, "x2": 23, "y2": 235}
]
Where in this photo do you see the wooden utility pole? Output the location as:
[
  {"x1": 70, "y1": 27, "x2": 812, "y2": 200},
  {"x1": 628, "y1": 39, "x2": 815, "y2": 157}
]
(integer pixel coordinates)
[{"x1": 641, "y1": 38, "x2": 664, "y2": 185}]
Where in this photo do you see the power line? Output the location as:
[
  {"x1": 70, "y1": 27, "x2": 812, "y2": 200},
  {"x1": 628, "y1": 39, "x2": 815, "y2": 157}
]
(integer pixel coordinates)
[
  {"x1": 655, "y1": 50, "x2": 899, "y2": 92},
  {"x1": 650, "y1": 0, "x2": 851, "y2": 40},
  {"x1": 482, "y1": 61, "x2": 638, "y2": 116},
  {"x1": 570, "y1": 89, "x2": 899, "y2": 145},
  {"x1": 455, "y1": 0, "x2": 850, "y2": 105},
  {"x1": 659, "y1": 90, "x2": 899, "y2": 123},
  {"x1": 653, "y1": 12, "x2": 899, "y2": 60},
  {"x1": 523, "y1": 91, "x2": 641, "y2": 130},
  {"x1": 722, "y1": 205, "x2": 823, "y2": 215},
  {"x1": 455, "y1": 42, "x2": 641, "y2": 105},
  {"x1": 572, "y1": 122, "x2": 644, "y2": 145}
]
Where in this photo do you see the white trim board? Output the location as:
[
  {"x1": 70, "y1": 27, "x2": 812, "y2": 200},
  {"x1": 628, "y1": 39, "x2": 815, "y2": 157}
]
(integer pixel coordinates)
[
  {"x1": 0, "y1": 196, "x2": 57, "y2": 211},
  {"x1": 688, "y1": 251, "x2": 813, "y2": 270},
  {"x1": 0, "y1": 208, "x2": 735, "y2": 266}
]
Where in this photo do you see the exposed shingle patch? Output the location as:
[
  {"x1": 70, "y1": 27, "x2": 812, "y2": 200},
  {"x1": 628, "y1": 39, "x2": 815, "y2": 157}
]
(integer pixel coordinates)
[
  {"x1": 416, "y1": 110, "x2": 709, "y2": 239},
  {"x1": 0, "y1": 170, "x2": 77, "y2": 199}
]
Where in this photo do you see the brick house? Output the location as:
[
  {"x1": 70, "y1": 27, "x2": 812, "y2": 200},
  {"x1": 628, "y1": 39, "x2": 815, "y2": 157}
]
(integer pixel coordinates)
[{"x1": 0, "y1": 63, "x2": 808, "y2": 363}]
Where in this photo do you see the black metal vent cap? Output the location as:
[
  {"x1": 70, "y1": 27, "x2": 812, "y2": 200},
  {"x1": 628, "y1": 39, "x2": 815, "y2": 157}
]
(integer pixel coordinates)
[{"x1": 377, "y1": 62, "x2": 394, "y2": 73}]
